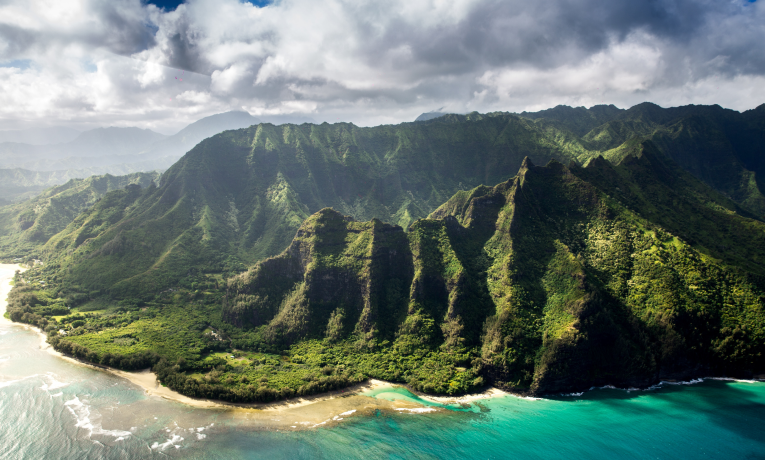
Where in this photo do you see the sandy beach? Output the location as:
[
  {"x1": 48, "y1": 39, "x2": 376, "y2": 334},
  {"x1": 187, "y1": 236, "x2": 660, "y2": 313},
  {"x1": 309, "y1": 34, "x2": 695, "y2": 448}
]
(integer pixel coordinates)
[{"x1": 0, "y1": 263, "x2": 505, "y2": 426}]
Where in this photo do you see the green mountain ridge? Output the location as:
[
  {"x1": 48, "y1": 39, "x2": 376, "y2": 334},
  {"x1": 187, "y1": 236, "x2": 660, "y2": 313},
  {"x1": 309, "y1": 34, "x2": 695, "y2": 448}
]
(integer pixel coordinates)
[
  {"x1": 216, "y1": 146, "x2": 763, "y2": 395},
  {"x1": 3, "y1": 103, "x2": 765, "y2": 400},
  {"x1": 16, "y1": 102, "x2": 763, "y2": 303},
  {"x1": 0, "y1": 172, "x2": 160, "y2": 260},
  {"x1": 36, "y1": 115, "x2": 601, "y2": 300}
]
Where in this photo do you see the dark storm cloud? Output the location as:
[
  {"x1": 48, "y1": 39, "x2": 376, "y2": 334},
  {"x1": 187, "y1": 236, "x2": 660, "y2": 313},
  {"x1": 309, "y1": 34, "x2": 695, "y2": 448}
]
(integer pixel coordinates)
[
  {"x1": 0, "y1": 0, "x2": 156, "y2": 60},
  {"x1": 346, "y1": 0, "x2": 759, "y2": 79}
]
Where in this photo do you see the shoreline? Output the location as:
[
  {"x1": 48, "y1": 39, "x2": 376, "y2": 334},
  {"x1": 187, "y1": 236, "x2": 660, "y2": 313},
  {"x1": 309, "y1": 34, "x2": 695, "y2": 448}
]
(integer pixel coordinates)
[
  {"x1": 0, "y1": 263, "x2": 504, "y2": 414},
  {"x1": 2, "y1": 264, "x2": 763, "y2": 420}
]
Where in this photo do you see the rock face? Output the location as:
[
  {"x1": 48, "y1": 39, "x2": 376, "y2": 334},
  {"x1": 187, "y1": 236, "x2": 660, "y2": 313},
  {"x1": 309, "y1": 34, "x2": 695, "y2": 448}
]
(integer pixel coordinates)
[
  {"x1": 224, "y1": 209, "x2": 414, "y2": 344},
  {"x1": 224, "y1": 146, "x2": 765, "y2": 394}
]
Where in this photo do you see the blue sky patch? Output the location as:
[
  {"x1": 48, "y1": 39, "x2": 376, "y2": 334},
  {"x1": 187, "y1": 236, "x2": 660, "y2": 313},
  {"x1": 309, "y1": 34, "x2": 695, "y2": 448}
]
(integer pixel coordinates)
[
  {"x1": 0, "y1": 59, "x2": 31, "y2": 70},
  {"x1": 144, "y1": 0, "x2": 184, "y2": 10},
  {"x1": 144, "y1": 0, "x2": 272, "y2": 11}
]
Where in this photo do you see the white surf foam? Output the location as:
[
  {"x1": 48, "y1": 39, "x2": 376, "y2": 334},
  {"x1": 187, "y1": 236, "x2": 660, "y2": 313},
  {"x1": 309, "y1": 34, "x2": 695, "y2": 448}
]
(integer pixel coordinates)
[
  {"x1": 0, "y1": 379, "x2": 21, "y2": 388},
  {"x1": 339, "y1": 410, "x2": 357, "y2": 416},
  {"x1": 707, "y1": 377, "x2": 760, "y2": 383},
  {"x1": 661, "y1": 378, "x2": 704, "y2": 386},
  {"x1": 395, "y1": 407, "x2": 437, "y2": 413},
  {"x1": 151, "y1": 434, "x2": 185, "y2": 451},
  {"x1": 63, "y1": 395, "x2": 132, "y2": 441},
  {"x1": 40, "y1": 373, "x2": 69, "y2": 392}
]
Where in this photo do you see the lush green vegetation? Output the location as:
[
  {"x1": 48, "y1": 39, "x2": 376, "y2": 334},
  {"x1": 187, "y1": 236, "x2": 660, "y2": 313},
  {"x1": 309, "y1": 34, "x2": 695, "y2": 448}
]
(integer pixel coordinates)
[
  {"x1": 4, "y1": 104, "x2": 765, "y2": 402},
  {"x1": 6, "y1": 103, "x2": 761, "y2": 304},
  {"x1": 0, "y1": 171, "x2": 159, "y2": 261}
]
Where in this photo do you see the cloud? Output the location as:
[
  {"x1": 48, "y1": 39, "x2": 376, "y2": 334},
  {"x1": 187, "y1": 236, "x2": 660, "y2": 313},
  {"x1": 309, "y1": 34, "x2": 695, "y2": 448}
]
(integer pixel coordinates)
[{"x1": 0, "y1": 0, "x2": 763, "y2": 133}]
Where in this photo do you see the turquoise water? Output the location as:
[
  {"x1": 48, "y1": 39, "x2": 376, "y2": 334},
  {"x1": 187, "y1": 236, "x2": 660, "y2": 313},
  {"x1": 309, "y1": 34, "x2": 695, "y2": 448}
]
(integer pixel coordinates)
[
  {"x1": 2, "y1": 319, "x2": 763, "y2": 459},
  {"x1": 195, "y1": 381, "x2": 765, "y2": 459},
  {"x1": 1, "y1": 267, "x2": 764, "y2": 459}
]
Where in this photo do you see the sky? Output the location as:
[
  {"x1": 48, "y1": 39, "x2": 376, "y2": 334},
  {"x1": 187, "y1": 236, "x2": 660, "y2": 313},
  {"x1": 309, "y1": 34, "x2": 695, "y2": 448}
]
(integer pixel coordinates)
[{"x1": 0, "y1": 0, "x2": 763, "y2": 134}]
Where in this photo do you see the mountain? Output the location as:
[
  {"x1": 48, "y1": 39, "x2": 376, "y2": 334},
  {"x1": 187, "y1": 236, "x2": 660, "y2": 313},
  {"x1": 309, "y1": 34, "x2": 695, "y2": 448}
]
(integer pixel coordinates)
[
  {"x1": 4, "y1": 104, "x2": 765, "y2": 401},
  {"x1": 138, "y1": 111, "x2": 259, "y2": 161},
  {"x1": 521, "y1": 102, "x2": 765, "y2": 216},
  {"x1": 0, "y1": 112, "x2": 315, "y2": 202},
  {"x1": 13, "y1": 143, "x2": 762, "y2": 401},
  {"x1": 0, "y1": 169, "x2": 78, "y2": 203},
  {"x1": 415, "y1": 111, "x2": 450, "y2": 122},
  {"x1": 517, "y1": 104, "x2": 624, "y2": 136},
  {"x1": 18, "y1": 104, "x2": 765, "y2": 301},
  {"x1": 218, "y1": 145, "x2": 764, "y2": 394},
  {"x1": 38, "y1": 114, "x2": 599, "y2": 300},
  {"x1": 0, "y1": 127, "x2": 80, "y2": 145},
  {"x1": 0, "y1": 171, "x2": 160, "y2": 259}
]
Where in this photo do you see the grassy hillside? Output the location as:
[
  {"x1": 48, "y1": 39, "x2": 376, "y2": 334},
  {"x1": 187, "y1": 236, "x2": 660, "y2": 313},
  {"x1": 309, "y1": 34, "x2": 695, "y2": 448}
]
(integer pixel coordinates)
[
  {"x1": 0, "y1": 171, "x2": 160, "y2": 261},
  {"x1": 37, "y1": 103, "x2": 765, "y2": 303},
  {"x1": 38, "y1": 115, "x2": 602, "y2": 301}
]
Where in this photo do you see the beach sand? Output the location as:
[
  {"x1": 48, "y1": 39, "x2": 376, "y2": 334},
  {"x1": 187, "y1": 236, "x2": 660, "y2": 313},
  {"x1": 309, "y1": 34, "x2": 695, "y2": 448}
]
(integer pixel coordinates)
[{"x1": 1, "y1": 263, "x2": 500, "y2": 426}]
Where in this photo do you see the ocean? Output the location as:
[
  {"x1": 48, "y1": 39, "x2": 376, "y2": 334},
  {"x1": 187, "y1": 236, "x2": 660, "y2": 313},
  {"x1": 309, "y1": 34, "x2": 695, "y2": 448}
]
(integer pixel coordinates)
[{"x1": 1, "y1": 264, "x2": 764, "y2": 459}]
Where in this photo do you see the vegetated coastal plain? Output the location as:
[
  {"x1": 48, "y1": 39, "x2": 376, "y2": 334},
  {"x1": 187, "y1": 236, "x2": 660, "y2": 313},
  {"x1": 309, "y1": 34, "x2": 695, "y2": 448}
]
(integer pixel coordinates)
[{"x1": 2, "y1": 263, "x2": 510, "y2": 428}]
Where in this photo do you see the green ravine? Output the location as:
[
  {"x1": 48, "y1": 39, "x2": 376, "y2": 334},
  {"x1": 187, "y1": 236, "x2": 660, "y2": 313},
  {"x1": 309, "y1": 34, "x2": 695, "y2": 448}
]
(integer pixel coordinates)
[{"x1": 3, "y1": 103, "x2": 765, "y2": 402}]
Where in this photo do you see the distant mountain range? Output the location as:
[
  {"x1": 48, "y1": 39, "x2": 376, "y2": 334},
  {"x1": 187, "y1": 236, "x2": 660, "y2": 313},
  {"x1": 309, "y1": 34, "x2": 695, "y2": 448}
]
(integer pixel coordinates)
[
  {"x1": 0, "y1": 111, "x2": 313, "y2": 202},
  {"x1": 0, "y1": 126, "x2": 81, "y2": 145},
  {"x1": 415, "y1": 111, "x2": 451, "y2": 122}
]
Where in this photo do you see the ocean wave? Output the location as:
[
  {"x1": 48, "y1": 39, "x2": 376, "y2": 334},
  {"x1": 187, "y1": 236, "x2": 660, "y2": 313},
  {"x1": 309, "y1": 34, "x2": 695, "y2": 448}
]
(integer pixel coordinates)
[
  {"x1": 508, "y1": 394, "x2": 542, "y2": 401},
  {"x1": 63, "y1": 395, "x2": 132, "y2": 441},
  {"x1": 40, "y1": 373, "x2": 69, "y2": 392},
  {"x1": 557, "y1": 376, "x2": 757, "y2": 398},
  {"x1": 395, "y1": 407, "x2": 438, "y2": 413},
  {"x1": 339, "y1": 410, "x2": 357, "y2": 416},
  {"x1": 0, "y1": 379, "x2": 21, "y2": 389},
  {"x1": 151, "y1": 434, "x2": 184, "y2": 451},
  {"x1": 707, "y1": 377, "x2": 762, "y2": 384},
  {"x1": 660, "y1": 378, "x2": 704, "y2": 386},
  {"x1": 0, "y1": 373, "x2": 41, "y2": 389}
]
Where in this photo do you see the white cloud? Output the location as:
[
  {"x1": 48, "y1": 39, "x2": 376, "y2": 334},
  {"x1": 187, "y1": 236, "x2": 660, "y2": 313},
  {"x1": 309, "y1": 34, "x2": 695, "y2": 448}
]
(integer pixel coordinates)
[{"x1": 0, "y1": 0, "x2": 763, "y2": 133}]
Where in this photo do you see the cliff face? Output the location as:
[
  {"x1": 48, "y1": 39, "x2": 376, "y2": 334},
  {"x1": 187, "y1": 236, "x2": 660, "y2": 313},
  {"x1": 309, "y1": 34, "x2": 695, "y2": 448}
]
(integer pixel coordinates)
[
  {"x1": 223, "y1": 209, "x2": 414, "y2": 344},
  {"x1": 224, "y1": 147, "x2": 765, "y2": 394}
]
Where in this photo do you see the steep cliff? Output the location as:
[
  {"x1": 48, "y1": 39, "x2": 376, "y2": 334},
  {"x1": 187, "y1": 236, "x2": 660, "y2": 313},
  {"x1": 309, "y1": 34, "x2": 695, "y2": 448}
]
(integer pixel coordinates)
[{"x1": 223, "y1": 149, "x2": 765, "y2": 394}]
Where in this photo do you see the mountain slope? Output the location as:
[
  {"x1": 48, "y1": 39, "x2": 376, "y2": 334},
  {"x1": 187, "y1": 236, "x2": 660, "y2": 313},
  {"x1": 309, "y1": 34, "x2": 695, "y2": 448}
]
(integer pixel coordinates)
[
  {"x1": 518, "y1": 104, "x2": 625, "y2": 136},
  {"x1": 0, "y1": 171, "x2": 160, "y2": 260},
  {"x1": 8, "y1": 130, "x2": 765, "y2": 401},
  {"x1": 220, "y1": 153, "x2": 765, "y2": 394},
  {"x1": 41, "y1": 115, "x2": 596, "y2": 299},
  {"x1": 31, "y1": 103, "x2": 765, "y2": 303}
]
